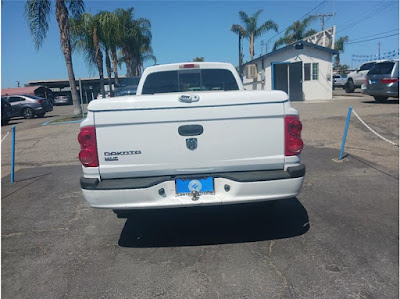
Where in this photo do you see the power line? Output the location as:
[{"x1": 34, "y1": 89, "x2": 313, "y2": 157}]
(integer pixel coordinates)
[
  {"x1": 266, "y1": 0, "x2": 328, "y2": 43},
  {"x1": 337, "y1": 1, "x2": 396, "y2": 34},
  {"x1": 336, "y1": 1, "x2": 383, "y2": 30},
  {"x1": 349, "y1": 29, "x2": 399, "y2": 43},
  {"x1": 347, "y1": 33, "x2": 398, "y2": 45}
]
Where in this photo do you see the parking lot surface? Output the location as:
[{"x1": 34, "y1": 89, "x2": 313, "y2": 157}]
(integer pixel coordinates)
[{"x1": 2, "y1": 93, "x2": 398, "y2": 298}]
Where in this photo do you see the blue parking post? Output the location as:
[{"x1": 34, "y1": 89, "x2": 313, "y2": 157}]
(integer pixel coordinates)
[
  {"x1": 339, "y1": 106, "x2": 352, "y2": 160},
  {"x1": 11, "y1": 125, "x2": 15, "y2": 183}
]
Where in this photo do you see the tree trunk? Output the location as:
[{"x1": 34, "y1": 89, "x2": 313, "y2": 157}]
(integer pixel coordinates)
[
  {"x1": 250, "y1": 34, "x2": 254, "y2": 60},
  {"x1": 105, "y1": 48, "x2": 113, "y2": 96},
  {"x1": 55, "y1": 0, "x2": 82, "y2": 115},
  {"x1": 93, "y1": 26, "x2": 105, "y2": 98},
  {"x1": 110, "y1": 47, "x2": 119, "y2": 86},
  {"x1": 335, "y1": 54, "x2": 340, "y2": 70},
  {"x1": 123, "y1": 50, "x2": 135, "y2": 77}
]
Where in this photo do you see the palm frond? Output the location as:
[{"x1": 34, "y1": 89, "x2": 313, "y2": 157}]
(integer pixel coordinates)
[
  {"x1": 304, "y1": 29, "x2": 317, "y2": 38},
  {"x1": 238, "y1": 11, "x2": 249, "y2": 26},
  {"x1": 230, "y1": 24, "x2": 247, "y2": 37},
  {"x1": 25, "y1": 0, "x2": 51, "y2": 49},
  {"x1": 66, "y1": 0, "x2": 84, "y2": 18},
  {"x1": 252, "y1": 9, "x2": 263, "y2": 20},
  {"x1": 301, "y1": 15, "x2": 318, "y2": 30},
  {"x1": 334, "y1": 36, "x2": 349, "y2": 52},
  {"x1": 254, "y1": 20, "x2": 278, "y2": 37}
]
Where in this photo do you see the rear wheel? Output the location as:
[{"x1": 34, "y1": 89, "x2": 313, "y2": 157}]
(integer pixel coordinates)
[
  {"x1": 345, "y1": 80, "x2": 355, "y2": 93},
  {"x1": 374, "y1": 96, "x2": 388, "y2": 103},
  {"x1": 22, "y1": 108, "x2": 34, "y2": 119}
]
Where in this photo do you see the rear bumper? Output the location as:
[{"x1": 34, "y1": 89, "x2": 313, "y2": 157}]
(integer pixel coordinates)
[
  {"x1": 81, "y1": 165, "x2": 305, "y2": 209},
  {"x1": 362, "y1": 85, "x2": 399, "y2": 97}
]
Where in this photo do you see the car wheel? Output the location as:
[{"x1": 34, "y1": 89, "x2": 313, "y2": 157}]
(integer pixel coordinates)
[
  {"x1": 37, "y1": 113, "x2": 45, "y2": 118},
  {"x1": 22, "y1": 108, "x2": 34, "y2": 119},
  {"x1": 345, "y1": 80, "x2": 355, "y2": 93},
  {"x1": 374, "y1": 96, "x2": 388, "y2": 103}
]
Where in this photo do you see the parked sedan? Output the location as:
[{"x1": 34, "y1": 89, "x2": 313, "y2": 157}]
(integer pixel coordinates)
[
  {"x1": 53, "y1": 95, "x2": 72, "y2": 105},
  {"x1": 2, "y1": 94, "x2": 53, "y2": 119},
  {"x1": 1, "y1": 98, "x2": 12, "y2": 125},
  {"x1": 362, "y1": 60, "x2": 399, "y2": 102}
]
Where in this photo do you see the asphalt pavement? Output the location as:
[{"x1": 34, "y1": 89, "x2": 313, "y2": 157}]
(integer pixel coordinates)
[{"x1": 1, "y1": 93, "x2": 399, "y2": 298}]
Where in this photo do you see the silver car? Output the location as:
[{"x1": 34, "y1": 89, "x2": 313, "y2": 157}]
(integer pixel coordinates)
[
  {"x1": 2, "y1": 94, "x2": 53, "y2": 119},
  {"x1": 53, "y1": 95, "x2": 72, "y2": 105},
  {"x1": 362, "y1": 60, "x2": 399, "y2": 102}
]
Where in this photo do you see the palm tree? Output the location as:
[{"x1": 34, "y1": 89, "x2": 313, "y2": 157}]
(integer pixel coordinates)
[
  {"x1": 70, "y1": 13, "x2": 106, "y2": 98},
  {"x1": 334, "y1": 36, "x2": 349, "y2": 70},
  {"x1": 135, "y1": 45, "x2": 157, "y2": 76},
  {"x1": 114, "y1": 8, "x2": 154, "y2": 77},
  {"x1": 273, "y1": 16, "x2": 318, "y2": 50},
  {"x1": 231, "y1": 9, "x2": 278, "y2": 60},
  {"x1": 97, "y1": 11, "x2": 120, "y2": 90},
  {"x1": 193, "y1": 57, "x2": 205, "y2": 62},
  {"x1": 25, "y1": 0, "x2": 84, "y2": 115}
]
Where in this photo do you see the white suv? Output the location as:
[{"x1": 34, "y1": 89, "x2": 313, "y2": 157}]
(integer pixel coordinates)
[{"x1": 345, "y1": 61, "x2": 379, "y2": 93}]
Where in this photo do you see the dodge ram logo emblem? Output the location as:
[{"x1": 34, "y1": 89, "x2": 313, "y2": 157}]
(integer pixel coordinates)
[{"x1": 186, "y1": 138, "x2": 197, "y2": 151}]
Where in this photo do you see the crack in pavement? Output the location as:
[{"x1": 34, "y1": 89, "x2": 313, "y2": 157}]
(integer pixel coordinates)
[{"x1": 249, "y1": 242, "x2": 288, "y2": 299}]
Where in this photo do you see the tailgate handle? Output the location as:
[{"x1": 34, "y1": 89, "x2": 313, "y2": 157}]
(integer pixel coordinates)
[{"x1": 178, "y1": 125, "x2": 203, "y2": 136}]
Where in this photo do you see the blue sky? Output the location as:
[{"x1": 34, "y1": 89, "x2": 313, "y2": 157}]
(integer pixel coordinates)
[{"x1": 1, "y1": 0, "x2": 399, "y2": 88}]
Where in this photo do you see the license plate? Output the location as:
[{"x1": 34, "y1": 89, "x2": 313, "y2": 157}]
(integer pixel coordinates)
[
  {"x1": 371, "y1": 80, "x2": 377, "y2": 84},
  {"x1": 175, "y1": 177, "x2": 214, "y2": 195}
]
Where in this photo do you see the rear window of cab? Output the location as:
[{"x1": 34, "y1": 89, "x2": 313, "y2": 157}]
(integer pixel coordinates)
[{"x1": 142, "y1": 69, "x2": 239, "y2": 95}]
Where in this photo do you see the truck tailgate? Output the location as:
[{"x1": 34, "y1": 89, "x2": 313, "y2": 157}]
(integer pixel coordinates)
[{"x1": 91, "y1": 91, "x2": 287, "y2": 179}]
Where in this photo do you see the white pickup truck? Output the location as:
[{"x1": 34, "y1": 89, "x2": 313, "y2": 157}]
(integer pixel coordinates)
[{"x1": 79, "y1": 62, "x2": 305, "y2": 217}]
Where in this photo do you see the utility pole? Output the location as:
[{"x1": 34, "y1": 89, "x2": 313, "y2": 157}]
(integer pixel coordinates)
[
  {"x1": 316, "y1": 13, "x2": 335, "y2": 31},
  {"x1": 378, "y1": 42, "x2": 381, "y2": 60}
]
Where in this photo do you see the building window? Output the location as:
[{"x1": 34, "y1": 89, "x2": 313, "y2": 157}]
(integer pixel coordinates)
[
  {"x1": 304, "y1": 63, "x2": 311, "y2": 81},
  {"x1": 312, "y1": 63, "x2": 319, "y2": 80}
]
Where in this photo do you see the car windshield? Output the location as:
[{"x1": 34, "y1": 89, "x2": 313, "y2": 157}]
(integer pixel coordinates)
[
  {"x1": 368, "y1": 62, "x2": 395, "y2": 75},
  {"x1": 142, "y1": 69, "x2": 239, "y2": 95},
  {"x1": 24, "y1": 95, "x2": 45, "y2": 100}
]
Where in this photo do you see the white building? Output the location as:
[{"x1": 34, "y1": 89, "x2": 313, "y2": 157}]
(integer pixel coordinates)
[{"x1": 242, "y1": 41, "x2": 338, "y2": 101}]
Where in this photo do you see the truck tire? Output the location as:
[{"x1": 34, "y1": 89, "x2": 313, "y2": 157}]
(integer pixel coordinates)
[
  {"x1": 22, "y1": 108, "x2": 34, "y2": 119},
  {"x1": 374, "y1": 96, "x2": 388, "y2": 103},
  {"x1": 345, "y1": 80, "x2": 355, "y2": 93}
]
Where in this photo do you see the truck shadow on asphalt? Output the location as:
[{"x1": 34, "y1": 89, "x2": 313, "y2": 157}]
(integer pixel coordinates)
[
  {"x1": 362, "y1": 100, "x2": 399, "y2": 104},
  {"x1": 118, "y1": 198, "x2": 309, "y2": 247}
]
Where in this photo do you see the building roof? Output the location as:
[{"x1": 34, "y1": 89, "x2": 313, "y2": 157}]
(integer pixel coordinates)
[
  {"x1": 1, "y1": 86, "x2": 42, "y2": 96},
  {"x1": 243, "y1": 40, "x2": 339, "y2": 66},
  {"x1": 27, "y1": 75, "x2": 132, "y2": 88}
]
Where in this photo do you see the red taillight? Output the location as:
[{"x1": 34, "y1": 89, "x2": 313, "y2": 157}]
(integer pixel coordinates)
[
  {"x1": 363, "y1": 78, "x2": 368, "y2": 85},
  {"x1": 78, "y1": 126, "x2": 98, "y2": 167},
  {"x1": 381, "y1": 78, "x2": 399, "y2": 84},
  {"x1": 285, "y1": 115, "x2": 303, "y2": 156},
  {"x1": 36, "y1": 100, "x2": 43, "y2": 104}
]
